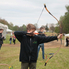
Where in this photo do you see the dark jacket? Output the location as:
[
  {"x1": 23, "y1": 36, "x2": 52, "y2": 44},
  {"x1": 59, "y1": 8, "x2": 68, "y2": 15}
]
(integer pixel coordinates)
[
  {"x1": 0, "y1": 33, "x2": 4, "y2": 44},
  {"x1": 9, "y1": 38, "x2": 12, "y2": 41},
  {"x1": 14, "y1": 31, "x2": 58, "y2": 63},
  {"x1": 66, "y1": 38, "x2": 68, "y2": 42},
  {"x1": 38, "y1": 31, "x2": 45, "y2": 36}
]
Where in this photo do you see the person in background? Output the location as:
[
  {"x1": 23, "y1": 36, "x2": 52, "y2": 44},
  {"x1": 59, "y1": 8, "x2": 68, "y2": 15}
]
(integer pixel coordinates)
[
  {"x1": 0, "y1": 29, "x2": 4, "y2": 50},
  {"x1": 37, "y1": 27, "x2": 46, "y2": 59},
  {"x1": 13, "y1": 35, "x2": 16, "y2": 44},
  {"x1": 66, "y1": 37, "x2": 68, "y2": 46},
  {"x1": 14, "y1": 23, "x2": 62, "y2": 69},
  {"x1": 9, "y1": 36, "x2": 12, "y2": 44}
]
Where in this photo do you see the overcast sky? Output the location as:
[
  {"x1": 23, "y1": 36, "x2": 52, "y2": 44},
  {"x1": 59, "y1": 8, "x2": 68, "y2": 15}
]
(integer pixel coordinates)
[{"x1": 0, "y1": 0, "x2": 69, "y2": 27}]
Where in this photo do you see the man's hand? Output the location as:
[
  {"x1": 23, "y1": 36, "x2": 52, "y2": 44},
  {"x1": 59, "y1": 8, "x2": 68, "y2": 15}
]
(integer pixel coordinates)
[{"x1": 57, "y1": 34, "x2": 63, "y2": 39}]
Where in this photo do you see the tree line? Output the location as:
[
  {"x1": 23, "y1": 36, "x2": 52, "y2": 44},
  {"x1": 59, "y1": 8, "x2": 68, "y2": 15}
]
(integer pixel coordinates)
[
  {"x1": 55, "y1": 5, "x2": 69, "y2": 33},
  {"x1": 0, "y1": 18, "x2": 27, "y2": 31}
]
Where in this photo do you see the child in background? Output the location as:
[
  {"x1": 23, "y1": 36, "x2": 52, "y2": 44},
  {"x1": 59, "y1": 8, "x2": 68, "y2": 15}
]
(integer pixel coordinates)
[
  {"x1": 13, "y1": 35, "x2": 16, "y2": 44},
  {"x1": 9, "y1": 36, "x2": 12, "y2": 44}
]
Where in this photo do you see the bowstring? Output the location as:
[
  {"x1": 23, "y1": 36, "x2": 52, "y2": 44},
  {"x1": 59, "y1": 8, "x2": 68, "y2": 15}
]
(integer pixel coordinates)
[{"x1": 37, "y1": 7, "x2": 44, "y2": 24}]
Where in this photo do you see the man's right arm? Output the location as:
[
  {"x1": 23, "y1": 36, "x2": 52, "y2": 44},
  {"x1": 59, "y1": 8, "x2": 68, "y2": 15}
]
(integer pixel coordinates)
[
  {"x1": 0, "y1": 36, "x2": 4, "y2": 40},
  {"x1": 14, "y1": 31, "x2": 26, "y2": 42},
  {"x1": 14, "y1": 31, "x2": 26, "y2": 35}
]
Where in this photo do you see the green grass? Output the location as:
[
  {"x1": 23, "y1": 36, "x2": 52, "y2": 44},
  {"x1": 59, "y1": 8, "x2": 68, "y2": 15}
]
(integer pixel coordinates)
[
  {"x1": 45, "y1": 32, "x2": 57, "y2": 36},
  {"x1": 0, "y1": 46, "x2": 69, "y2": 69},
  {"x1": 0, "y1": 33, "x2": 66, "y2": 69}
]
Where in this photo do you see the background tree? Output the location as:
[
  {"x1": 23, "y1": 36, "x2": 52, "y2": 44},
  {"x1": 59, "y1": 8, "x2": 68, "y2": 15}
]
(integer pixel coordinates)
[
  {"x1": 13, "y1": 25, "x2": 19, "y2": 31},
  {"x1": 58, "y1": 16, "x2": 64, "y2": 33},
  {"x1": 49, "y1": 24, "x2": 55, "y2": 33},
  {"x1": 55, "y1": 5, "x2": 69, "y2": 33},
  {"x1": 22, "y1": 24, "x2": 27, "y2": 31},
  {"x1": 62, "y1": 5, "x2": 69, "y2": 33},
  {"x1": 55, "y1": 24, "x2": 60, "y2": 33},
  {"x1": 45, "y1": 24, "x2": 49, "y2": 32}
]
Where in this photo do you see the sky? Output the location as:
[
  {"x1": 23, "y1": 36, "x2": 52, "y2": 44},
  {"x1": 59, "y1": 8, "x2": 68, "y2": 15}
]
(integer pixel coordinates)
[{"x1": 0, "y1": 0, "x2": 69, "y2": 28}]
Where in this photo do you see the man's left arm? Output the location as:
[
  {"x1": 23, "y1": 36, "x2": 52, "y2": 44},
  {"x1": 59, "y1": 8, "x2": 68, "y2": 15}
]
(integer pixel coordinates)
[{"x1": 37, "y1": 34, "x2": 62, "y2": 44}]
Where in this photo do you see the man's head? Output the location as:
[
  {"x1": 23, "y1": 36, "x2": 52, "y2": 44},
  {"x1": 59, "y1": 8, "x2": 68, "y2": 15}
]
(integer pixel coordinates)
[
  {"x1": 40, "y1": 27, "x2": 45, "y2": 32},
  {"x1": 0, "y1": 29, "x2": 3, "y2": 33},
  {"x1": 26, "y1": 24, "x2": 36, "y2": 36}
]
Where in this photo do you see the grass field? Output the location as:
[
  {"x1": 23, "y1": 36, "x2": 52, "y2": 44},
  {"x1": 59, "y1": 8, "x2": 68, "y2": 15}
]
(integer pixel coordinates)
[
  {"x1": 0, "y1": 33, "x2": 67, "y2": 69},
  {"x1": 0, "y1": 45, "x2": 69, "y2": 69}
]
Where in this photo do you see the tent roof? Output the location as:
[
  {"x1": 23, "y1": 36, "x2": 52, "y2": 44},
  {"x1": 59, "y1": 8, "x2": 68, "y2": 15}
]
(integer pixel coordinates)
[
  {"x1": 7, "y1": 29, "x2": 12, "y2": 32},
  {"x1": 65, "y1": 34, "x2": 69, "y2": 36},
  {"x1": 0, "y1": 23, "x2": 8, "y2": 28}
]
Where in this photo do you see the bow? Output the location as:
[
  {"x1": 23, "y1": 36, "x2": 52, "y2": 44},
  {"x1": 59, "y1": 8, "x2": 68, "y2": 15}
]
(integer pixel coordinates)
[{"x1": 44, "y1": 4, "x2": 62, "y2": 66}]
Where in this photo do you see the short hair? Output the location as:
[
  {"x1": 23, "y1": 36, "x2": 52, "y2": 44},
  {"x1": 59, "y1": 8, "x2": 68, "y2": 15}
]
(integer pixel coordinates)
[
  {"x1": 26, "y1": 23, "x2": 36, "y2": 31},
  {"x1": 40, "y1": 27, "x2": 45, "y2": 30}
]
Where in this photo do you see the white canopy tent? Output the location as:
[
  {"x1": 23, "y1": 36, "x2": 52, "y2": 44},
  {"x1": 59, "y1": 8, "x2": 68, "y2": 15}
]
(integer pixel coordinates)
[
  {"x1": 7, "y1": 29, "x2": 12, "y2": 32},
  {"x1": 0, "y1": 23, "x2": 13, "y2": 38},
  {"x1": 7, "y1": 29, "x2": 12, "y2": 35},
  {"x1": 64, "y1": 34, "x2": 69, "y2": 46},
  {"x1": 0, "y1": 23, "x2": 8, "y2": 39}
]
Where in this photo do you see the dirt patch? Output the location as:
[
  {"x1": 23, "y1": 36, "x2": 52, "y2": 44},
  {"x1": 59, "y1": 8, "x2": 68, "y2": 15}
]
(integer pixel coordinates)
[
  {"x1": 44, "y1": 40, "x2": 64, "y2": 48},
  {"x1": 2, "y1": 44, "x2": 20, "y2": 47},
  {"x1": 2, "y1": 40, "x2": 68, "y2": 48}
]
